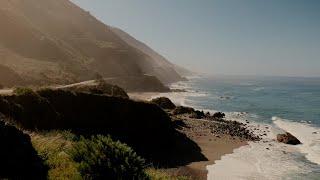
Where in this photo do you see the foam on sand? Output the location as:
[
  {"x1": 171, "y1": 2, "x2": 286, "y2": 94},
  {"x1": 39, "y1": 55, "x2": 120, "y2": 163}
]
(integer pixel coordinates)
[
  {"x1": 273, "y1": 117, "x2": 320, "y2": 165},
  {"x1": 207, "y1": 116, "x2": 320, "y2": 180}
]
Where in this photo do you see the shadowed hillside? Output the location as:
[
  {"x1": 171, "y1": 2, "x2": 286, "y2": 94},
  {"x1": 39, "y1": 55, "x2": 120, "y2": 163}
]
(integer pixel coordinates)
[
  {"x1": 0, "y1": 89, "x2": 206, "y2": 167},
  {"x1": 0, "y1": 0, "x2": 183, "y2": 89}
]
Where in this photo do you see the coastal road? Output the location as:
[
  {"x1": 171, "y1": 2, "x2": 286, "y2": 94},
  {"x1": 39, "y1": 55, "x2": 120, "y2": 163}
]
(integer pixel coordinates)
[
  {"x1": 0, "y1": 78, "x2": 116, "y2": 96},
  {"x1": 0, "y1": 89, "x2": 13, "y2": 95}
]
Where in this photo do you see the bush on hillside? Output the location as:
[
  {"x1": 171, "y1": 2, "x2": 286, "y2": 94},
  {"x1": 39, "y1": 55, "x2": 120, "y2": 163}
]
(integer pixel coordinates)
[
  {"x1": 0, "y1": 120, "x2": 47, "y2": 179},
  {"x1": 70, "y1": 135, "x2": 149, "y2": 180},
  {"x1": 13, "y1": 87, "x2": 35, "y2": 96},
  {"x1": 31, "y1": 131, "x2": 82, "y2": 180}
]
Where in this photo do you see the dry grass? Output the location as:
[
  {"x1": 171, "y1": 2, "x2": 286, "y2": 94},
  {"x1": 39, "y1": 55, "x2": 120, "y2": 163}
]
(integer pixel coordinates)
[
  {"x1": 146, "y1": 168, "x2": 191, "y2": 180},
  {"x1": 31, "y1": 131, "x2": 82, "y2": 180}
]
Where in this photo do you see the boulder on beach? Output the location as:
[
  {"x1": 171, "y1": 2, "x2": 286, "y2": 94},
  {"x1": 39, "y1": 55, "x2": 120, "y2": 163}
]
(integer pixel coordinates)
[
  {"x1": 151, "y1": 97, "x2": 176, "y2": 110},
  {"x1": 173, "y1": 106, "x2": 195, "y2": 115},
  {"x1": 212, "y1": 112, "x2": 226, "y2": 119},
  {"x1": 277, "y1": 132, "x2": 301, "y2": 145},
  {"x1": 189, "y1": 110, "x2": 206, "y2": 119}
]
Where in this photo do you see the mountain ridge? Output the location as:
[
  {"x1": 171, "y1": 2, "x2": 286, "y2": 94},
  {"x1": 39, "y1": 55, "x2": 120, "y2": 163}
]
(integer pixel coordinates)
[{"x1": 0, "y1": 0, "x2": 186, "y2": 90}]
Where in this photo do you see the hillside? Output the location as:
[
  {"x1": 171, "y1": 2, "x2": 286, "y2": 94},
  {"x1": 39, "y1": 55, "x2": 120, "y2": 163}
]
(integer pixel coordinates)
[
  {"x1": 0, "y1": 0, "x2": 183, "y2": 90},
  {"x1": 111, "y1": 27, "x2": 187, "y2": 84}
]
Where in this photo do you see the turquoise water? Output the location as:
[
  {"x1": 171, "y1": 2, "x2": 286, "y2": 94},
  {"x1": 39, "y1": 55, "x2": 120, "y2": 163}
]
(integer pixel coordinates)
[{"x1": 186, "y1": 76, "x2": 320, "y2": 126}]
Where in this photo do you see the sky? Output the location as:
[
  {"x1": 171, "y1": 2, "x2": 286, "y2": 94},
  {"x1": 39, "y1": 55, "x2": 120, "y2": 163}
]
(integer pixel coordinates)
[{"x1": 71, "y1": 0, "x2": 320, "y2": 77}]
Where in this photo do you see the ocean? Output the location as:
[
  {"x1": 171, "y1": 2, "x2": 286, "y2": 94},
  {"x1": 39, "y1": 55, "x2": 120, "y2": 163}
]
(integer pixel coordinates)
[{"x1": 153, "y1": 75, "x2": 320, "y2": 180}]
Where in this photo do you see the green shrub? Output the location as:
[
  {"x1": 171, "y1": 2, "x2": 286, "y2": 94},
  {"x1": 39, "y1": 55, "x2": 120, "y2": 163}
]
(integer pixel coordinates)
[
  {"x1": 32, "y1": 131, "x2": 81, "y2": 180},
  {"x1": 13, "y1": 87, "x2": 36, "y2": 96},
  {"x1": 70, "y1": 135, "x2": 149, "y2": 180},
  {"x1": 146, "y1": 168, "x2": 190, "y2": 180}
]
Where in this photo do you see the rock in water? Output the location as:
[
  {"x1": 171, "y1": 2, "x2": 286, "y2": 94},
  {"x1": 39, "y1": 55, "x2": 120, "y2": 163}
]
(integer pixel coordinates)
[
  {"x1": 151, "y1": 97, "x2": 176, "y2": 110},
  {"x1": 277, "y1": 132, "x2": 301, "y2": 145}
]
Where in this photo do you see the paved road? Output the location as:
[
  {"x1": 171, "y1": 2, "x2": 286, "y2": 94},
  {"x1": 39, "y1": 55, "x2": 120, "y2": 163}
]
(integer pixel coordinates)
[
  {"x1": 0, "y1": 89, "x2": 13, "y2": 95},
  {"x1": 0, "y1": 79, "x2": 110, "y2": 96}
]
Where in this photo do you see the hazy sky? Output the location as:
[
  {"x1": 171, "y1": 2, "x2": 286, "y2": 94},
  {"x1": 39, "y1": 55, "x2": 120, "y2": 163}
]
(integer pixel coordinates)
[{"x1": 71, "y1": 0, "x2": 320, "y2": 77}]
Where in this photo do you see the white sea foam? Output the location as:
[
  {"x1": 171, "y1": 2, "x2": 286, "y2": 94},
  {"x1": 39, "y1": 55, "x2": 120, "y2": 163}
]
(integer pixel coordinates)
[
  {"x1": 155, "y1": 80, "x2": 320, "y2": 179},
  {"x1": 273, "y1": 117, "x2": 320, "y2": 165},
  {"x1": 150, "y1": 81, "x2": 208, "y2": 107},
  {"x1": 207, "y1": 115, "x2": 320, "y2": 180},
  {"x1": 207, "y1": 141, "x2": 313, "y2": 180}
]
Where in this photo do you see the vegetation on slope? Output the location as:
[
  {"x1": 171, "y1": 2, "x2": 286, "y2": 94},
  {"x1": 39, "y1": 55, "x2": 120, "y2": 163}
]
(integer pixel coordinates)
[
  {"x1": 32, "y1": 131, "x2": 149, "y2": 179},
  {"x1": 61, "y1": 78, "x2": 129, "y2": 98},
  {"x1": 0, "y1": 88, "x2": 205, "y2": 167}
]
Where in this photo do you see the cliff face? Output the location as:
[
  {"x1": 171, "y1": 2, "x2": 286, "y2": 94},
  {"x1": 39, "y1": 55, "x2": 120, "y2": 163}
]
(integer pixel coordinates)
[{"x1": 0, "y1": 0, "x2": 183, "y2": 89}]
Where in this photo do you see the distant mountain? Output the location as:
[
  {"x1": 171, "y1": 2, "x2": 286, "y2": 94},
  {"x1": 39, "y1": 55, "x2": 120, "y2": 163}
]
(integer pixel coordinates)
[
  {"x1": 111, "y1": 27, "x2": 188, "y2": 84},
  {"x1": 0, "y1": 0, "x2": 186, "y2": 90}
]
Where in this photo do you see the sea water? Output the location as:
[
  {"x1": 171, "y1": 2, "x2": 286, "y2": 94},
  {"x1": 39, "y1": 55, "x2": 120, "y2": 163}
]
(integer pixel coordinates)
[{"x1": 152, "y1": 75, "x2": 320, "y2": 180}]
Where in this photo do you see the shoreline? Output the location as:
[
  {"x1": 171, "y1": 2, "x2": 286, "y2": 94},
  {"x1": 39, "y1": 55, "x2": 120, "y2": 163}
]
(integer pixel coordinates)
[{"x1": 129, "y1": 92, "x2": 250, "y2": 179}]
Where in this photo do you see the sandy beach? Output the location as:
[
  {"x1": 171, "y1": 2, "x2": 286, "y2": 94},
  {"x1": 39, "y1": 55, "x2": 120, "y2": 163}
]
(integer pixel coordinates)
[{"x1": 129, "y1": 92, "x2": 249, "y2": 179}]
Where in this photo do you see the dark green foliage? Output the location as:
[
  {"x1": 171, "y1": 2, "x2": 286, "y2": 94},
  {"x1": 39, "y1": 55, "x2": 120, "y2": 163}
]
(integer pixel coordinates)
[
  {"x1": 0, "y1": 89, "x2": 175, "y2": 164},
  {"x1": 0, "y1": 89, "x2": 206, "y2": 167},
  {"x1": 70, "y1": 135, "x2": 149, "y2": 180},
  {"x1": 0, "y1": 119, "x2": 47, "y2": 179},
  {"x1": 151, "y1": 97, "x2": 176, "y2": 110},
  {"x1": 13, "y1": 87, "x2": 35, "y2": 96}
]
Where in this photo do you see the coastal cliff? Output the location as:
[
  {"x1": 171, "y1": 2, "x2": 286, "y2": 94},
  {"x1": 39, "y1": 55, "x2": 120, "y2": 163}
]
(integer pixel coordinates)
[{"x1": 0, "y1": 0, "x2": 184, "y2": 90}]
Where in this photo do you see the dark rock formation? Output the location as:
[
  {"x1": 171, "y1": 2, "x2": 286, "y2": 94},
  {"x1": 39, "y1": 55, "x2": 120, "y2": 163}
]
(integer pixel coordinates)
[
  {"x1": 189, "y1": 110, "x2": 206, "y2": 119},
  {"x1": 173, "y1": 106, "x2": 195, "y2": 115},
  {"x1": 212, "y1": 112, "x2": 226, "y2": 119},
  {"x1": 151, "y1": 97, "x2": 176, "y2": 110},
  {"x1": 0, "y1": 119, "x2": 47, "y2": 179},
  {"x1": 277, "y1": 132, "x2": 301, "y2": 145}
]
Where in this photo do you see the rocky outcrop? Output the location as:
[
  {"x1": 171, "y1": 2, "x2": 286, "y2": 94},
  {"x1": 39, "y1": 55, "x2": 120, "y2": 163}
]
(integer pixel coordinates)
[
  {"x1": 277, "y1": 132, "x2": 301, "y2": 145},
  {"x1": 0, "y1": 119, "x2": 47, "y2": 179},
  {"x1": 151, "y1": 97, "x2": 176, "y2": 110},
  {"x1": 173, "y1": 106, "x2": 196, "y2": 115},
  {"x1": 212, "y1": 112, "x2": 226, "y2": 120}
]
